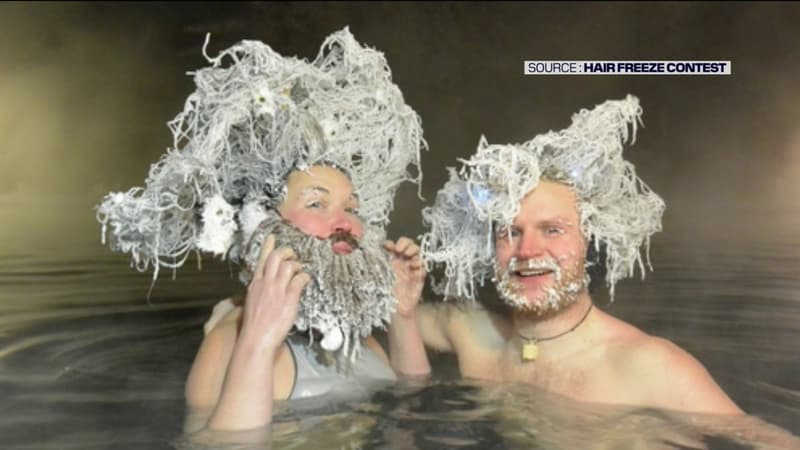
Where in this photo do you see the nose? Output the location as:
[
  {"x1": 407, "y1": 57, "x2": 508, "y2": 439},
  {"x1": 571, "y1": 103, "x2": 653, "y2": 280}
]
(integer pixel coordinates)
[
  {"x1": 330, "y1": 211, "x2": 357, "y2": 237},
  {"x1": 515, "y1": 231, "x2": 545, "y2": 260}
]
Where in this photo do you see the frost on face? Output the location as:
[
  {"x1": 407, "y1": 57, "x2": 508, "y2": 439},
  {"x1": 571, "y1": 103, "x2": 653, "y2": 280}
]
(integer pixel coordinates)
[
  {"x1": 493, "y1": 255, "x2": 588, "y2": 314},
  {"x1": 422, "y1": 95, "x2": 665, "y2": 303}
]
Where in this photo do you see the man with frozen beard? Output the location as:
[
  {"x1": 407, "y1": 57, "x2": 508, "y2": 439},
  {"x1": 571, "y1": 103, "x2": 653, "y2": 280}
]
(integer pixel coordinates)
[
  {"x1": 91, "y1": 28, "x2": 432, "y2": 435},
  {"x1": 239, "y1": 208, "x2": 399, "y2": 360},
  {"x1": 393, "y1": 95, "x2": 743, "y2": 415},
  {"x1": 184, "y1": 165, "x2": 429, "y2": 433}
]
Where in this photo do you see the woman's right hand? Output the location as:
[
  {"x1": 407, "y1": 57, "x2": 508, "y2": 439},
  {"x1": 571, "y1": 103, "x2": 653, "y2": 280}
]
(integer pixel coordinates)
[{"x1": 240, "y1": 234, "x2": 311, "y2": 352}]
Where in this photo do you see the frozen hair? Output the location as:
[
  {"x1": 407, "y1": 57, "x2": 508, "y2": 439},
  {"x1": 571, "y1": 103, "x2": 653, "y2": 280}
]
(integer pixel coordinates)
[
  {"x1": 96, "y1": 28, "x2": 426, "y2": 285},
  {"x1": 421, "y1": 95, "x2": 664, "y2": 301}
]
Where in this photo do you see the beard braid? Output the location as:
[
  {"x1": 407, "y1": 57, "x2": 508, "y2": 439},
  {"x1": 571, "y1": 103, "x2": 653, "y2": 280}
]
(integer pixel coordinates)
[
  {"x1": 493, "y1": 256, "x2": 588, "y2": 317},
  {"x1": 239, "y1": 210, "x2": 396, "y2": 362}
]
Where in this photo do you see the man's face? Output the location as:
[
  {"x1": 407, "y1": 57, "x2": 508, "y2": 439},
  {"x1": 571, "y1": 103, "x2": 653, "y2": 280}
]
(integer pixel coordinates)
[
  {"x1": 278, "y1": 165, "x2": 364, "y2": 255},
  {"x1": 243, "y1": 166, "x2": 394, "y2": 353},
  {"x1": 493, "y1": 180, "x2": 588, "y2": 314}
]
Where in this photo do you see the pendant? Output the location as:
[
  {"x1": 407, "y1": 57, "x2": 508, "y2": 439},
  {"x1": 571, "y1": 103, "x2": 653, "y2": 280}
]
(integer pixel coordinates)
[{"x1": 521, "y1": 340, "x2": 539, "y2": 362}]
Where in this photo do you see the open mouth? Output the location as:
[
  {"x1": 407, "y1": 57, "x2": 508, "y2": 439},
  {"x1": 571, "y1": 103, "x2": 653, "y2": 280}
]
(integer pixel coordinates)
[
  {"x1": 330, "y1": 232, "x2": 359, "y2": 255},
  {"x1": 508, "y1": 258, "x2": 559, "y2": 282},
  {"x1": 513, "y1": 268, "x2": 554, "y2": 278}
]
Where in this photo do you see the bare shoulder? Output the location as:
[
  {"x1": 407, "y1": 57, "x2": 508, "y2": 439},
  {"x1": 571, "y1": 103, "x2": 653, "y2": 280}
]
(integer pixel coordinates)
[
  {"x1": 610, "y1": 333, "x2": 703, "y2": 376},
  {"x1": 203, "y1": 297, "x2": 243, "y2": 335},
  {"x1": 200, "y1": 304, "x2": 243, "y2": 357},
  {"x1": 185, "y1": 306, "x2": 241, "y2": 408},
  {"x1": 447, "y1": 302, "x2": 510, "y2": 352},
  {"x1": 435, "y1": 301, "x2": 506, "y2": 328},
  {"x1": 605, "y1": 326, "x2": 742, "y2": 414}
]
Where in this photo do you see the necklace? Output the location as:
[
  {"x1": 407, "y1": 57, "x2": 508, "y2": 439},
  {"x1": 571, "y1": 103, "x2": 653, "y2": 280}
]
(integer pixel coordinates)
[{"x1": 518, "y1": 302, "x2": 594, "y2": 362}]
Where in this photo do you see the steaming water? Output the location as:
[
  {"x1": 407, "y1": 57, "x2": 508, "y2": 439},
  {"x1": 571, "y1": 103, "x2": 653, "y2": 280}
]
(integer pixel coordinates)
[
  {"x1": 1, "y1": 4, "x2": 799, "y2": 447},
  {"x1": 0, "y1": 197, "x2": 798, "y2": 450}
]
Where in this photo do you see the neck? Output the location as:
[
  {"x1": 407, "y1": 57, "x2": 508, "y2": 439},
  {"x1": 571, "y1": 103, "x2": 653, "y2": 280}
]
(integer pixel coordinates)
[{"x1": 512, "y1": 293, "x2": 594, "y2": 342}]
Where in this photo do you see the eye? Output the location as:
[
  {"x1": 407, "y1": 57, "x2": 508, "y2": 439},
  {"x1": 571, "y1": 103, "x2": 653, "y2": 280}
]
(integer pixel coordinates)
[
  {"x1": 545, "y1": 226, "x2": 564, "y2": 236},
  {"x1": 345, "y1": 206, "x2": 360, "y2": 215},
  {"x1": 496, "y1": 226, "x2": 521, "y2": 239},
  {"x1": 306, "y1": 200, "x2": 324, "y2": 209}
]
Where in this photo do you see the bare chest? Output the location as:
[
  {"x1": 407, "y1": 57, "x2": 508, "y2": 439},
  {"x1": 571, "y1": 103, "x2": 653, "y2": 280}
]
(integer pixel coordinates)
[
  {"x1": 505, "y1": 359, "x2": 594, "y2": 398},
  {"x1": 452, "y1": 346, "x2": 590, "y2": 393},
  {"x1": 464, "y1": 347, "x2": 630, "y2": 404}
]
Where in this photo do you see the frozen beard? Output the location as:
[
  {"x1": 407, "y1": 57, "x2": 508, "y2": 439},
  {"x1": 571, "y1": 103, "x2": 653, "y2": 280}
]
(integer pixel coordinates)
[
  {"x1": 494, "y1": 254, "x2": 589, "y2": 316},
  {"x1": 241, "y1": 210, "x2": 396, "y2": 360}
]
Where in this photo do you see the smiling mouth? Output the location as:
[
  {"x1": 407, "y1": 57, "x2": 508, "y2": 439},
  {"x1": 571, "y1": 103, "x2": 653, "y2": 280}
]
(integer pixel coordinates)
[
  {"x1": 514, "y1": 269, "x2": 553, "y2": 277},
  {"x1": 508, "y1": 258, "x2": 559, "y2": 280}
]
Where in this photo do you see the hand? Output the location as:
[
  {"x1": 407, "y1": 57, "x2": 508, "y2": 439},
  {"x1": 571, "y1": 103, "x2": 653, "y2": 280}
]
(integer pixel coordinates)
[
  {"x1": 241, "y1": 234, "x2": 311, "y2": 352},
  {"x1": 384, "y1": 237, "x2": 425, "y2": 318}
]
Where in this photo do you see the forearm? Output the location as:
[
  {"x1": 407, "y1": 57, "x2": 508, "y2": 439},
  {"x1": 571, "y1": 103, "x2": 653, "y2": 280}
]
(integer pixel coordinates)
[
  {"x1": 691, "y1": 414, "x2": 800, "y2": 449},
  {"x1": 182, "y1": 410, "x2": 273, "y2": 448},
  {"x1": 207, "y1": 334, "x2": 277, "y2": 431},
  {"x1": 387, "y1": 313, "x2": 431, "y2": 377}
]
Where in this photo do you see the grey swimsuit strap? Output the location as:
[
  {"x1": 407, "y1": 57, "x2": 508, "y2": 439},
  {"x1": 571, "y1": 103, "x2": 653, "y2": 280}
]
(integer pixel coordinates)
[{"x1": 285, "y1": 334, "x2": 396, "y2": 399}]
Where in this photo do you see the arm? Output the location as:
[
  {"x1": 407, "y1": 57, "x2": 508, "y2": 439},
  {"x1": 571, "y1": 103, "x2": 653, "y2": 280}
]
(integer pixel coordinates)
[
  {"x1": 689, "y1": 414, "x2": 800, "y2": 449},
  {"x1": 384, "y1": 237, "x2": 464, "y2": 374},
  {"x1": 184, "y1": 235, "x2": 310, "y2": 433},
  {"x1": 184, "y1": 310, "x2": 238, "y2": 433},
  {"x1": 384, "y1": 237, "x2": 431, "y2": 377}
]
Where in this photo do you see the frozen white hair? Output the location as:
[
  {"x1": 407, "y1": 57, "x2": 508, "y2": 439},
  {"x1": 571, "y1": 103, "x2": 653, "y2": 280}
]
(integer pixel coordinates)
[
  {"x1": 96, "y1": 28, "x2": 426, "y2": 284},
  {"x1": 421, "y1": 95, "x2": 665, "y2": 301}
]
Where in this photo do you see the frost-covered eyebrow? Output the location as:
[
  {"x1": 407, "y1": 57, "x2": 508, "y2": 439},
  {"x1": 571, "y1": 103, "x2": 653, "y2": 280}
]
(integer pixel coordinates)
[
  {"x1": 299, "y1": 186, "x2": 330, "y2": 196},
  {"x1": 300, "y1": 186, "x2": 358, "y2": 203}
]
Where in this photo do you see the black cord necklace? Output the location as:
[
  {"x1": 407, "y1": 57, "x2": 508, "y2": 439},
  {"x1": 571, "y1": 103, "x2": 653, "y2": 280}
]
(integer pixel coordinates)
[{"x1": 518, "y1": 302, "x2": 594, "y2": 362}]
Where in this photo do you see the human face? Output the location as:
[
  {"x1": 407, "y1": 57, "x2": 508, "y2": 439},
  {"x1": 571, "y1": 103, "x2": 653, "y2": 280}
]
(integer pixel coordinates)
[
  {"x1": 277, "y1": 166, "x2": 364, "y2": 255},
  {"x1": 494, "y1": 180, "x2": 588, "y2": 313},
  {"x1": 244, "y1": 209, "x2": 395, "y2": 355}
]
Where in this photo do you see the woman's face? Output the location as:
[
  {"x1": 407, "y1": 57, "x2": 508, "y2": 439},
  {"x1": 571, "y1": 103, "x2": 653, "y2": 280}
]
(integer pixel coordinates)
[{"x1": 277, "y1": 165, "x2": 364, "y2": 255}]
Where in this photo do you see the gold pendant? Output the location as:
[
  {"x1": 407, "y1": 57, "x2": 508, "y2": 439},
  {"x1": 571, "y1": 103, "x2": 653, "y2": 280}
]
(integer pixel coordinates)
[{"x1": 521, "y1": 340, "x2": 539, "y2": 362}]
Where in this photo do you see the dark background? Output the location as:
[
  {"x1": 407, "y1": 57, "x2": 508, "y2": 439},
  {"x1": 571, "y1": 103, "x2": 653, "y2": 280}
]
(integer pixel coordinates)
[
  {"x1": 2, "y1": 2, "x2": 798, "y2": 248},
  {"x1": 0, "y1": 3, "x2": 798, "y2": 446}
]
